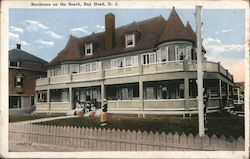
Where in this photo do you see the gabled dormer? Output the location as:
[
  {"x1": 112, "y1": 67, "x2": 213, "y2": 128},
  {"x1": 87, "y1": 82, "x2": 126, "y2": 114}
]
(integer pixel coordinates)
[
  {"x1": 125, "y1": 34, "x2": 135, "y2": 48},
  {"x1": 85, "y1": 43, "x2": 93, "y2": 55}
]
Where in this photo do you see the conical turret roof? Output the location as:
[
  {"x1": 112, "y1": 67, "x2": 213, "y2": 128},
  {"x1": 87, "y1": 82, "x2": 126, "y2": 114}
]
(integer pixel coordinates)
[{"x1": 158, "y1": 8, "x2": 194, "y2": 44}]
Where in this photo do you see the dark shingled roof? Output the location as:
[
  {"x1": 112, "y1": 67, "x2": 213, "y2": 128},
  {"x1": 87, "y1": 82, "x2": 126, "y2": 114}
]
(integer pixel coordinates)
[
  {"x1": 158, "y1": 8, "x2": 193, "y2": 44},
  {"x1": 9, "y1": 49, "x2": 48, "y2": 64},
  {"x1": 49, "y1": 8, "x2": 201, "y2": 67}
]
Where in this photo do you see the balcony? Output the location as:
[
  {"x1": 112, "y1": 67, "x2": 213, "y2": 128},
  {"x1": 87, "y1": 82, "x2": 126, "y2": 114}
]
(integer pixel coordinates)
[
  {"x1": 72, "y1": 71, "x2": 103, "y2": 82},
  {"x1": 105, "y1": 66, "x2": 139, "y2": 78},
  {"x1": 36, "y1": 60, "x2": 234, "y2": 86}
]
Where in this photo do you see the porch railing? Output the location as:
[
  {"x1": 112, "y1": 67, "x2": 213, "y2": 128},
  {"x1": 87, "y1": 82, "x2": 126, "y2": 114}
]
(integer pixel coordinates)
[{"x1": 36, "y1": 61, "x2": 234, "y2": 86}]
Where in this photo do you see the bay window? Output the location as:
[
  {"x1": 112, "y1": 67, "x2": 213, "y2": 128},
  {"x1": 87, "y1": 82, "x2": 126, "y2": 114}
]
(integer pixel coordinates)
[{"x1": 175, "y1": 46, "x2": 192, "y2": 61}]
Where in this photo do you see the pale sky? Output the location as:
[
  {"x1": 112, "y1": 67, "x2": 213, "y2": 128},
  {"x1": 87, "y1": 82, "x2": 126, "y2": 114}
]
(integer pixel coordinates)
[{"x1": 9, "y1": 9, "x2": 245, "y2": 82}]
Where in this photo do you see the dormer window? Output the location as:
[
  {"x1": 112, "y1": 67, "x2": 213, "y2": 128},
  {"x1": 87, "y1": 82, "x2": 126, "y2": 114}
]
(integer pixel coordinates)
[
  {"x1": 85, "y1": 43, "x2": 93, "y2": 55},
  {"x1": 125, "y1": 34, "x2": 135, "y2": 48}
]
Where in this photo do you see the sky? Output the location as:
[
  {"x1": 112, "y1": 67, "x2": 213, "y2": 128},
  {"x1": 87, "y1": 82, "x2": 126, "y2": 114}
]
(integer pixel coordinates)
[{"x1": 9, "y1": 9, "x2": 245, "y2": 82}]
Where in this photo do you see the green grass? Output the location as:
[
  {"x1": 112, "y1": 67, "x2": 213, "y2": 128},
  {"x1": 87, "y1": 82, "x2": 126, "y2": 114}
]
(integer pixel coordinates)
[
  {"x1": 9, "y1": 113, "x2": 66, "y2": 123},
  {"x1": 35, "y1": 113, "x2": 244, "y2": 138}
]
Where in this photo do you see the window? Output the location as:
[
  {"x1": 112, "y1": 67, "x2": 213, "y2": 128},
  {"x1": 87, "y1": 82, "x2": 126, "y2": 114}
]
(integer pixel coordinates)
[
  {"x1": 125, "y1": 34, "x2": 135, "y2": 48},
  {"x1": 145, "y1": 87, "x2": 155, "y2": 99},
  {"x1": 157, "y1": 47, "x2": 169, "y2": 62},
  {"x1": 54, "y1": 67, "x2": 61, "y2": 76},
  {"x1": 61, "y1": 65, "x2": 69, "y2": 75},
  {"x1": 48, "y1": 69, "x2": 54, "y2": 77},
  {"x1": 16, "y1": 77, "x2": 23, "y2": 87},
  {"x1": 37, "y1": 91, "x2": 47, "y2": 102},
  {"x1": 10, "y1": 61, "x2": 21, "y2": 68},
  {"x1": 142, "y1": 53, "x2": 156, "y2": 65},
  {"x1": 85, "y1": 43, "x2": 93, "y2": 55},
  {"x1": 111, "y1": 56, "x2": 138, "y2": 69},
  {"x1": 80, "y1": 62, "x2": 102, "y2": 73},
  {"x1": 175, "y1": 46, "x2": 192, "y2": 61},
  {"x1": 61, "y1": 90, "x2": 68, "y2": 102},
  {"x1": 111, "y1": 58, "x2": 124, "y2": 68},
  {"x1": 70, "y1": 64, "x2": 79, "y2": 74}
]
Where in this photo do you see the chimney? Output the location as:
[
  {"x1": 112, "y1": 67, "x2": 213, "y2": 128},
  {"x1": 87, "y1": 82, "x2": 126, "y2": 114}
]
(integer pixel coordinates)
[
  {"x1": 105, "y1": 13, "x2": 115, "y2": 51},
  {"x1": 16, "y1": 44, "x2": 21, "y2": 50}
]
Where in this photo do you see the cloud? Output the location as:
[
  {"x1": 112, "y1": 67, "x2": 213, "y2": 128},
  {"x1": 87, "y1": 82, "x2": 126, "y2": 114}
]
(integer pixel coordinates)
[
  {"x1": 46, "y1": 31, "x2": 63, "y2": 39},
  {"x1": 10, "y1": 26, "x2": 24, "y2": 33},
  {"x1": 96, "y1": 25, "x2": 105, "y2": 32},
  {"x1": 34, "y1": 39, "x2": 54, "y2": 47},
  {"x1": 222, "y1": 29, "x2": 233, "y2": 33},
  {"x1": 9, "y1": 32, "x2": 29, "y2": 46},
  {"x1": 25, "y1": 20, "x2": 48, "y2": 31},
  {"x1": 203, "y1": 38, "x2": 244, "y2": 53},
  {"x1": 69, "y1": 26, "x2": 90, "y2": 35}
]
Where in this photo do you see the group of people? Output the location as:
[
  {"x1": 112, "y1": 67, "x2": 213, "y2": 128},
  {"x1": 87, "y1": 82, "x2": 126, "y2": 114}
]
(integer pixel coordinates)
[{"x1": 70, "y1": 100, "x2": 108, "y2": 126}]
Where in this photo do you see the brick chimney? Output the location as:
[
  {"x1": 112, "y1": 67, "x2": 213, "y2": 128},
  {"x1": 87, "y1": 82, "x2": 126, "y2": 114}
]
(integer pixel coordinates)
[
  {"x1": 16, "y1": 44, "x2": 21, "y2": 50},
  {"x1": 105, "y1": 13, "x2": 115, "y2": 51}
]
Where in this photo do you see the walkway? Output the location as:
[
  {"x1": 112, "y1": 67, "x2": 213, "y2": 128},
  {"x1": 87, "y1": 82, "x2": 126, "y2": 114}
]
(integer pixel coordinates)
[{"x1": 10, "y1": 115, "x2": 77, "y2": 125}]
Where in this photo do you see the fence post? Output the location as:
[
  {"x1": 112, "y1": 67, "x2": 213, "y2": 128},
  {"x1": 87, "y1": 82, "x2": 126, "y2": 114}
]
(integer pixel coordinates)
[
  {"x1": 209, "y1": 134, "x2": 218, "y2": 150},
  {"x1": 136, "y1": 130, "x2": 142, "y2": 151},
  {"x1": 235, "y1": 136, "x2": 244, "y2": 151},
  {"x1": 187, "y1": 133, "x2": 195, "y2": 150},
  {"x1": 218, "y1": 135, "x2": 227, "y2": 150},
  {"x1": 142, "y1": 131, "x2": 148, "y2": 151},
  {"x1": 159, "y1": 132, "x2": 167, "y2": 151},
  {"x1": 111, "y1": 128, "x2": 116, "y2": 151},
  {"x1": 180, "y1": 133, "x2": 187, "y2": 150},
  {"x1": 153, "y1": 131, "x2": 160, "y2": 151},
  {"x1": 166, "y1": 132, "x2": 173, "y2": 151},
  {"x1": 194, "y1": 134, "x2": 202, "y2": 150},
  {"x1": 147, "y1": 131, "x2": 154, "y2": 151}
]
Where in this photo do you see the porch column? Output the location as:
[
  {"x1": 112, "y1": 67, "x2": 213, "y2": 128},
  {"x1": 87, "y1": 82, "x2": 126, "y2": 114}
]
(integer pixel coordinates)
[
  {"x1": 69, "y1": 87, "x2": 72, "y2": 110},
  {"x1": 47, "y1": 89, "x2": 50, "y2": 112},
  {"x1": 101, "y1": 81, "x2": 105, "y2": 107},
  {"x1": 219, "y1": 79, "x2": 222, "y2": 111},
  {"x1": 226, "y1": 83, "x2": 229, "y2": 107},
  {"x1": 139, "y1": 81, "x2": 144, "y2": 117},
  {"x1": 184, "y1": 78, "x2": 189, "y2": 111}
]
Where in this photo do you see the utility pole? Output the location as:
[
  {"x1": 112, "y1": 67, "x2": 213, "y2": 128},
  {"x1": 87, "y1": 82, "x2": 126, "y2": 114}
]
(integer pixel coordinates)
[{"x1": 196, "y1": 6, "x2": 205, "y2": 136}]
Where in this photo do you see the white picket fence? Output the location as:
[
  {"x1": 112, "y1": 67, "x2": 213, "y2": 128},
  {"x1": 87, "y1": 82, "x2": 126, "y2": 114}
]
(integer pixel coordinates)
[{"x1": 9, "y1": 123, "x2": 244, "y2": 151}]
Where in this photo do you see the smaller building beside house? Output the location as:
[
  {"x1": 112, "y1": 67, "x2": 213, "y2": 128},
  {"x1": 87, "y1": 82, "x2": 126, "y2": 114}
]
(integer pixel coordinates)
[
  {"x1": 9, "y1": 44, "x2": 48, "y2": 114},
  {"x1": 233, "y1": 82, "x2": 244, "y2": 111}
]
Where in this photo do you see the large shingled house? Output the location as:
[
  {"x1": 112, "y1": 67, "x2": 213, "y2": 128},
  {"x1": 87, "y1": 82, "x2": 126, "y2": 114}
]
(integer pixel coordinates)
[{"x1": 35, "y1": 8, "x2": 234, "y2": 116}]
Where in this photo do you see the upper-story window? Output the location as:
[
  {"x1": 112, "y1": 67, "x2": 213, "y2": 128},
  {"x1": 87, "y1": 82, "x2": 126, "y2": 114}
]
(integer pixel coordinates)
[
  {"x1": 85, "y1": 43, "x2": 93, "y2": 55},
  {"x1": 111, "y1": 56, "x2": 138, "y2": 69},
  {"x1": 10, "y1": 61, "x2": 21, "y2": 68},
  {"x1": 70, "y1": 64, "x2": 79, "y2": 74},
  {"x1": 15, "y1": 76, "x2": 23, "y2": 87},
  {"x1": 157, "y1": 47, "x2": 169, "y2": 62},
  {"x1": 175, "y1": 46, "x2": 192, "y2": 61},
  {"x1": 80, "y1": 62, "x2": 102, "y2": 73},
  {"x1": 125, "y1": 34, "x2": 135, "y2": 48},
  {"x1": 142, "y1": 53, "x2": 156, "y2": 65},
  {"x1": 61, "y1": 65, "x2": 69, "y2": 75}
]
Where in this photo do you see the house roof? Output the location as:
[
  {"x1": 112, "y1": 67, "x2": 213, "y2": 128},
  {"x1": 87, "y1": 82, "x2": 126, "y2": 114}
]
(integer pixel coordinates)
[
  {"x1": 49, "y1": 8, "x2": 200, "y2": 67},
  {"x1": 9, "y1": 49, "x2": 48, "y2": 64}
]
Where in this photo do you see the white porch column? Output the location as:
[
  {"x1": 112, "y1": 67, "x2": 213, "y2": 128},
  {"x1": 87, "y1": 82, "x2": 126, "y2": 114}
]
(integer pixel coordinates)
[
  {"x1": 219, "y1": 79, "x2": 222, "y2": 109},
  {"x1": 47, "y1": 89, "x2": 50, "y2": 112},
  {"x1": 139, "y1": 81, "x2": 144, "y2": 117},
  {"x1": 69, "y1": 87, "x2": 72, "y2": 110},
  {"x1": 101, "y1": 81, "x2": 105, "y2": 107},
  {"x1": 184, "y1": 78, "x2": 189, "y2": 111}
]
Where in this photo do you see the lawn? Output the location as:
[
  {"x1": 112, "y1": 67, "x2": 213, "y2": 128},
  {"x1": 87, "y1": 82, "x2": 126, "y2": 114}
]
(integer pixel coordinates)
[
  {"x1": 35, "y1": 113, "x2": 244, "y2": 138},
  {"x1": 9, "y1": 113, "x2": 66, "y2": 123}
]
